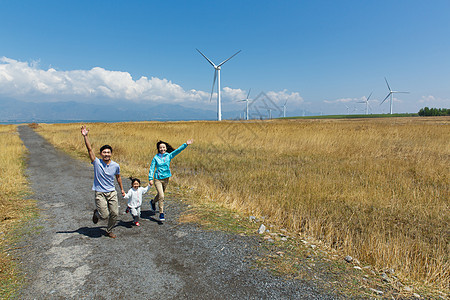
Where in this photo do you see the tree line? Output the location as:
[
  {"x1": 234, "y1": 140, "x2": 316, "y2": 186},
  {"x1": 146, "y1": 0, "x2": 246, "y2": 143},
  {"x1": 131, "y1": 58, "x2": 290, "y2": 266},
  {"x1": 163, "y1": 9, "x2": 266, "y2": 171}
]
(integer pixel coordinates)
[{"x1": 418, "y1": 107, "x2": 450, "y2": 116}]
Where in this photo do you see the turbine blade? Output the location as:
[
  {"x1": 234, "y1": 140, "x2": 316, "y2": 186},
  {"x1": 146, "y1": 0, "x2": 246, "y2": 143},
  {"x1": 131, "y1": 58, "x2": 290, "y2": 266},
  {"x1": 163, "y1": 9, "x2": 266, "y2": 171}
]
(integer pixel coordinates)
[
  {"x1": 218, "y1": 50, "x2": 242, "y2": 67},
  {"x1": 196, "y1": 48, "x2": 216, "y2": 68},
  {"x1": 367, "y1": 91, "x2": 373, "y2": 101},
  {"x1": 380, "y1": 92, "x2": 391, "y2": 105},
  {"x1": 210, "y1": 70, "x2": 217, "y2": 102},
  {"x1": 384, "y1": 77, "x2": 391, "y2": 91},
  {"x1": 246, "y1": 88, "x2": 251, "y2": 100}
]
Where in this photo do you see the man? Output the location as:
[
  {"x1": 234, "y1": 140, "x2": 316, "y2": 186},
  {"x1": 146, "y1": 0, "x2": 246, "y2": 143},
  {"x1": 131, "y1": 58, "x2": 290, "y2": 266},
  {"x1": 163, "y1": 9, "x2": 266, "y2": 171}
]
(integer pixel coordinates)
[{"x1": 81, "y1": 125, "x2": 125, "y2": 238}]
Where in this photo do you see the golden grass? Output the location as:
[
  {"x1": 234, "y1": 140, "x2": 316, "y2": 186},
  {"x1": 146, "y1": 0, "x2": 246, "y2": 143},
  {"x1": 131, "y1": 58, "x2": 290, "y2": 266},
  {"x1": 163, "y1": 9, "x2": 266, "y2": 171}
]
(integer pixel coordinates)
[
  {"x1": 36, "y1": 117, "x2": 449, "y2": 289},
  {"x1": 0, "y1": 125, "x2": 33, "y2": 298}
]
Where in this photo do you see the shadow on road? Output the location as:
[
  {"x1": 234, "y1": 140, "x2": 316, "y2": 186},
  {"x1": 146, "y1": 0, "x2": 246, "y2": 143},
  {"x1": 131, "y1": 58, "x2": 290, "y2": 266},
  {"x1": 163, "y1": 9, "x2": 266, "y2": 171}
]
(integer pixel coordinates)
[
  {"x1": 56, "y1": 227, "x2": 106, "y2": 238},
  {"x1": 140, "y1": 210, "x2": 163, "y2": 225}
]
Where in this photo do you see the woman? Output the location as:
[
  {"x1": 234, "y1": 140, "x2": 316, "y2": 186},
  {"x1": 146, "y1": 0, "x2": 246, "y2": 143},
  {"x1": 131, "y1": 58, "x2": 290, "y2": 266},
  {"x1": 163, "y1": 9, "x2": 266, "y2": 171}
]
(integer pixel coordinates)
[{"x1": 148, "y1": 139, "x2": 193, "y2": 221}]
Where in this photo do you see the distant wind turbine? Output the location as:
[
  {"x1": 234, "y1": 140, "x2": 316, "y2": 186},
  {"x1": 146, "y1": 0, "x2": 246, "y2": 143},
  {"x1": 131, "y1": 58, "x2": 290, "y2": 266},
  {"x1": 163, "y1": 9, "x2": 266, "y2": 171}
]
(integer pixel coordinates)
[
  {"x1": 357, "y1": 92, "x2": 373, "y2": 115},
  {"x1": 282, "y1": 100, "x2": 288, "y2": 118},
  {"x1": 381, "y1": 77, "x2": 409, "y2": 114},
  {"x1": 238, "y1": 89, "x2": 251, "y2": 120},
  {"x1": 196, "y1": 48, "x2": 241, "y2": 121}
]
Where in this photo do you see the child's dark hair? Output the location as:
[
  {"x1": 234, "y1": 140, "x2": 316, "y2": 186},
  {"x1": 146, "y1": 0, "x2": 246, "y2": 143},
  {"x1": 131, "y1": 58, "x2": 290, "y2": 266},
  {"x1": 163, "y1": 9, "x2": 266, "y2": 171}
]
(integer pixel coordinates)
[
  {"x1": 156, "y1": 140, "x2": 175, "y2": 153},
  {"x1": 129, "y1": 176, "x2": 140, "y2": 185},
  {"x1": 100, "y1": 144, "x2": 113, "y2": 153}
]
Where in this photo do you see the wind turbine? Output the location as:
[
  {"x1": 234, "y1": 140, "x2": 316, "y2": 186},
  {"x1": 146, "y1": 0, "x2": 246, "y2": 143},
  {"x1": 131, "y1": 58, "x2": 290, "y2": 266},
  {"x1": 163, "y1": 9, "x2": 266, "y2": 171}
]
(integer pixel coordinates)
[
  {"x1": 282, "y1": 100, "x2": 288, "y2": 117},
  {"x1": 357, "y1": 92, "x2": 373, "y2": 115},
  {"x1": 381, "y1": 77, "x2": 409, "y2": 114},
  {"x1": 196, "y1": 48, "x2": 241, "y2": 121},
  {"x1": 239, "y1": 89, "x2": 251, "y2": 120}
]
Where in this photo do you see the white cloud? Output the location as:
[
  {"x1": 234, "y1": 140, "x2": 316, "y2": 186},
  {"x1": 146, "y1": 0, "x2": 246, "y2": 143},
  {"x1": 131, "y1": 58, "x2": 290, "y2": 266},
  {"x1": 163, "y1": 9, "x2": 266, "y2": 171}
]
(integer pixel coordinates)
[
  {"x1": 222, "y1": 87, "x2": 246, "y2": 101},
  {"x1": 418, "y1": 95, "x2": 449, "y2": 107},
  {"x1": 266, "y1": 89, "x2": 303, "y2": 106},
  {"x1": 0, "y1": 57, "x2": 207, "y2": 103},
  {"x1": 0, "y1": 56, "x2": 305, "y2": 112},
  {"x1": 324, "y1": 97, "x2": 362, "y2": 104}
]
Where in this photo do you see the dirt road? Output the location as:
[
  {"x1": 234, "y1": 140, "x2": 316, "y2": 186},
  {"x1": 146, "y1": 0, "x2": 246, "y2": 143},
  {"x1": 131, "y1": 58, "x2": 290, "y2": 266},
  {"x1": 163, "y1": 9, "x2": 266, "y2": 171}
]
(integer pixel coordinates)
[{"x1": 16, "y1": 125, "x2": 340, "y2": 299}]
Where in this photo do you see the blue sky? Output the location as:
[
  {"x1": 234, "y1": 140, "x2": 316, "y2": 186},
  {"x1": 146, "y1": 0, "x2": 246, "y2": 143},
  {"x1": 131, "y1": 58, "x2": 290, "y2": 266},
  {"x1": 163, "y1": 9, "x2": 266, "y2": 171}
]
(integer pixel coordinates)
[{"x1": 1, "y1": 0, "x2": 449, "y2": 117}]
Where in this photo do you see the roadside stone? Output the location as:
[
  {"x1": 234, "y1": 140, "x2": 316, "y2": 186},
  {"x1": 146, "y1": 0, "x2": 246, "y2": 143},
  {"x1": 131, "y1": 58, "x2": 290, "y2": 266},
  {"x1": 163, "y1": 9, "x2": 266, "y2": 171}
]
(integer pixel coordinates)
[
  {"x1": 258, "y1": 224, "x2": 266, "y2": 234},
  {"x1": 344, "y1": 255, "x2": 353, "y2": 263},
  {"x1": 249, "y1": 216, "x2": 256, "y2": 222},
  {"x1": 353, "y1": 266, "x2": 362, "y2": 270},
  {"x1": 280, "y1": 237, "x2": 287, "y2": 241},
  {"x1": 175, "y1": 231, "x2": 188, "y2": 238},
  {"x1": 413, "y1": 293, "x2": 421, "y2": 298}
]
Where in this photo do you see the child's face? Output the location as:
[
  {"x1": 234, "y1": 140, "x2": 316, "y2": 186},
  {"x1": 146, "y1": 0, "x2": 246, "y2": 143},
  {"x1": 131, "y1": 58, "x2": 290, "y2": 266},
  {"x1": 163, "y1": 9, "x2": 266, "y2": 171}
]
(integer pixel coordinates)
[
  {"x1": 132, "y1": 181, "x2": 140, "y2": 189},
  {"x1": 159, "y1": 143, "x2": 167, "y2": 154}
]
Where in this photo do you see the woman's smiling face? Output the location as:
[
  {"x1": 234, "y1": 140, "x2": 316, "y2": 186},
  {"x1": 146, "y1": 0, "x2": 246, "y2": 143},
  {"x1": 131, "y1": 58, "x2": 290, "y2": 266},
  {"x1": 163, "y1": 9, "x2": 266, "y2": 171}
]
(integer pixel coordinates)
[{"x1": 158, "y1": 143, "x2": 167, "y2": 154}]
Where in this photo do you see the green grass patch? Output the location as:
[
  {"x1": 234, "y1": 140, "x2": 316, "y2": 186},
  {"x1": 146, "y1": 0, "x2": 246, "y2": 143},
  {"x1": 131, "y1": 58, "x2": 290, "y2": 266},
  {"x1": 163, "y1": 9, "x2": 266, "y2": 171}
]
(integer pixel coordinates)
[{"x1": 281, "y1": 113, "x2": 419, "y2": 119}]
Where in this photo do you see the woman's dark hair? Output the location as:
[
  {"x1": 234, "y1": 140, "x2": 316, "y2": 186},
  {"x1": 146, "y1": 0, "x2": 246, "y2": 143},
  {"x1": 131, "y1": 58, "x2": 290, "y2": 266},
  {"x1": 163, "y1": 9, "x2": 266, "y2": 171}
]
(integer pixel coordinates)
[
  {"x1": 100, "y1": 144, "x2": 113, "y2": 153},
  {"x1": 157, "y1": 140, "x2": 175, "y2": 153},
  {"x1": 129, "y1": 176, "x2": 140, "y2": 185}
]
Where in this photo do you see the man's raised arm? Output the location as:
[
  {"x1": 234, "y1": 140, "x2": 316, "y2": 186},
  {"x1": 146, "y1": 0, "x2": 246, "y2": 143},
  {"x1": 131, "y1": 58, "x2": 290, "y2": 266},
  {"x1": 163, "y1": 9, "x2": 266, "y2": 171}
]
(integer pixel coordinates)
[{"x1": 81, "y1": 125, "x2": 96, "y2": 163}]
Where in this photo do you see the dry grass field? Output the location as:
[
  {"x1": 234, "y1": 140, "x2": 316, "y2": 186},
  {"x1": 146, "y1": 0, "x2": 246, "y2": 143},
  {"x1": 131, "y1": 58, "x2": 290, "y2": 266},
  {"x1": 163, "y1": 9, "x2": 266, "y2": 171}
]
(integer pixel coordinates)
[
  {"x1": 0, "y1": 125, "x2": 33, "y2": 297},
  {"x1": 36, "y1": 117, "x2": 449, "y2": 290}
]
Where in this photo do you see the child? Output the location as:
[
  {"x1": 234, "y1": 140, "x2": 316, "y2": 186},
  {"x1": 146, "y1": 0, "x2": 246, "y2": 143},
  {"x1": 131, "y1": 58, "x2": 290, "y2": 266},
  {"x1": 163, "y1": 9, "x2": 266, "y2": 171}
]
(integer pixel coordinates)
[{"x1": 124, "y1": 177, "x2": 150, "y2": 226}]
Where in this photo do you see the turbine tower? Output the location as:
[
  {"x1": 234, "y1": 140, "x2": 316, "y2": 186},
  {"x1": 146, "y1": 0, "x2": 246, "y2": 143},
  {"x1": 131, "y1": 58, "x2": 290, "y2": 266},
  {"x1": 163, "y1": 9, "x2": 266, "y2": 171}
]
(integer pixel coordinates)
[
  {"x1": 239, "y1": 89, "x2": 251, "y2": 120},
  {"x1": 282, "y1": 100, "x2": 288, "y2": 118},
  {"x1": 197, "y1": 48, "x2": 241, "y2": 121},
  {"x1": 381, "y1": 77, "x2": 409, "y2": 114},
  {"x1": 357, "y1": 92, "x2": 373, "y2": 115}
]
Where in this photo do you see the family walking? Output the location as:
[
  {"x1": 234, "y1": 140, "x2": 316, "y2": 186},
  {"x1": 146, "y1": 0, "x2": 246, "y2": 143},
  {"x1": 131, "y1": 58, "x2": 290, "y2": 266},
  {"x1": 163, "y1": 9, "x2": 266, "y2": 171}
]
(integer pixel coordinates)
[{"x1": 81, "y1": 125, "x2": 192, "y2": 238}]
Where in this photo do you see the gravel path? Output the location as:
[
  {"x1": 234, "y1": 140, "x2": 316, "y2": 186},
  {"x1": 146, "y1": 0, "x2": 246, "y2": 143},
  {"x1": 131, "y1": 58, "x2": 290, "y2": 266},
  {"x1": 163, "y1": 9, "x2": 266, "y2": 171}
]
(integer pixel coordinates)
[{"x1": 16, "y1": 125, "x2": 341, "y2": 299}]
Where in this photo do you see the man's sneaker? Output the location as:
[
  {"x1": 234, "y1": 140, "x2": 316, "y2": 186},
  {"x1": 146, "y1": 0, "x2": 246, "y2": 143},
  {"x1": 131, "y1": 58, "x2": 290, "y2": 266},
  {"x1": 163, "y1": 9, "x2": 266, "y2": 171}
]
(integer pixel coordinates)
[
  {"x1": 159, "y1": 213, "x2": 165, "y2": 221},
  {"x1": 92, "y1": 209, "x2": 99, "y2": 224},
  {"x1": 125, "y1": 207, "x2": 130, "y2": 214},
  {"x1": 150, "y1": 201, "x2": 156, "y2": 211},
  {"x1": 134, "y1": 222, "x2": 140, "y2": 226},
  {"x1": 106, "y1": 232, "x2": 116, "y2": 238}
]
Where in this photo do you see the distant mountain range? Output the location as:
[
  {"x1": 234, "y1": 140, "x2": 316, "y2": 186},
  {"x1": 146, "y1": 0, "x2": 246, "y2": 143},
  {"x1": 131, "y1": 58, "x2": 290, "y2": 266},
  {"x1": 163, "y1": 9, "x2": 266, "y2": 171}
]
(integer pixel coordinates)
[
  {"x1": 0, "y1": 98, "x2": 221, "y2": 123},
  {"x1": 0, "y1": 98, "x2": 314, "y2": 123}
]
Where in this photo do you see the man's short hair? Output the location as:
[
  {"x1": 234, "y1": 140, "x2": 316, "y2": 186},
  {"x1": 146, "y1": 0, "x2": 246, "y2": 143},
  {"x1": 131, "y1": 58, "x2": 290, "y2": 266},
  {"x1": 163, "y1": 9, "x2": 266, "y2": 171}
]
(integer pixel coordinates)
[{"x1": 100, "y1": 145, "x2": 113, "y2": 153}]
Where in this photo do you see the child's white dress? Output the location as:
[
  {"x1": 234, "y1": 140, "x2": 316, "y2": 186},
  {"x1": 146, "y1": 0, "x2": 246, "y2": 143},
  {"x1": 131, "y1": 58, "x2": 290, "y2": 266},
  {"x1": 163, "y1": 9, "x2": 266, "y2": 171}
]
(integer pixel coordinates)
[{"x1": 123, "y1": 186, "x2": 150, "y2": 223}]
